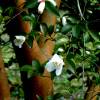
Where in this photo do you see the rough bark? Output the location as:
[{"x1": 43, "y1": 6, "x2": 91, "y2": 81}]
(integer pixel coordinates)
[
  {"x1": 85, "y1": 84, "x2": 100, "y2": 100},
  {"x1": 21, "y1": 0, "x2": 61, "y2": 98},
  {"x1": 0, "y1": 49, "x2": 10, "y2": 100},
  {"x1": 85, "y1": 66, "x2": 100, "y2": 100}
]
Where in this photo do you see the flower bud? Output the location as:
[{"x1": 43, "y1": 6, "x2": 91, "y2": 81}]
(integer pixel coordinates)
[{"x1": 38, "y1": 2, "x2": 45, "y2": 14}]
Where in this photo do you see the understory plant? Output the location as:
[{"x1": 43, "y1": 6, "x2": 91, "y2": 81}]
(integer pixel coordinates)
[{"x1": 0, "y1": 0, "x2": 100, "y2": 100}]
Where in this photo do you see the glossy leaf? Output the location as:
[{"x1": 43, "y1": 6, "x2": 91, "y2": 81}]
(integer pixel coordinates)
[
  {"x1": 32, "y1": 60, "x2": 44, "y2": 74},
  {"x1": 89, "y1": 31, "x2": 100, "y2": 41},
  {"x1": 45, "y1": 1, "x2": 60, "y2": 16},
  {"x1": 25, "y1": 1, "x2": 38, "y2": 9},
  {"x1": 22, "y1": 15, "x2": 33, "y2": 21},
  {"x1": 48, "y1": 25, "x2": 54, "y2": 35},
  {"x1": 26, "y1": 32, "x2": 35, "y2": 48},
  {"x1": 61, "y1": 24, "x2": 72, "y2": 34},
  {"x1": 21, "y1": 65, "x2": 33, "y2": 78},
  {"x1": 72, "y1": 24, "x2": 80, "y2": 38}
]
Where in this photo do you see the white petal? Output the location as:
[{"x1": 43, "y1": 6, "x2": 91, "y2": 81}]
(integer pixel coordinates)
[
  {"x1": 47, "y1": 0, "x2": 56, "y2": 6},
  {"x1": 38, "y1": 0, "x2": 42, "y2": 2},
  {"x1": 15, "y1": 36, "x2": 26, "y2": 41},
  {"x1": 45, "y1": 61, "x2": 56, "y2": 72},
  {"x1": 14, "y1": 35, "x2": 26, "y2": 48},
  {"x1": 55, "y1": 66, "x2": 63, "y2": 76},
  {"x1": 62, "y1": 16, "x2": 67, "y2": 26},
  {"x1": 38, "y1": 2, "x2": 45, "y2": 14},
  {"x1": 50, "y1": 54, "x2": 64, "y2": 66}
]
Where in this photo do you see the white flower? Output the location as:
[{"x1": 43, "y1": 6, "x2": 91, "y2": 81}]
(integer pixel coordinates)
[
  {"x1": 38, "y1": 1, "x2": 45, "y2": 14},
  {"x1": 45, "y1": 54, "x2": 64, "y2": 76},
  {"x1": 47, "y1": 0, "x2": 56, "y2": 6},
  {"x1": 62, "y1": 16, "x2": 67, "y2": 26},
  {"x1": 14, "y1": 35, "x2": 26, "y2": 48}
]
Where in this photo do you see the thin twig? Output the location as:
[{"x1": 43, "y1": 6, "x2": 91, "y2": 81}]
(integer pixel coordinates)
[
  {"x1": 77, "y1": 0, "x2": 85, "y2": 20},
  {"x1": 5, "y1": 9, "x2": 25, "y2": 25}
]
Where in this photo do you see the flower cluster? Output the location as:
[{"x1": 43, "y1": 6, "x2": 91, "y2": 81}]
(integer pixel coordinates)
[{"x1": 45, "y1": 54, "x2": 64, "y2": 76}]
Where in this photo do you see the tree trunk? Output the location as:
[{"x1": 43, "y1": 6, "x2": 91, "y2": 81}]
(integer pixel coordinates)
[
  {"x1": 0, "y1": 49, "x2": 10, "y2": 100},
  {"x1": 4, "y1": 0, "x2": 61, "y2": 99}
]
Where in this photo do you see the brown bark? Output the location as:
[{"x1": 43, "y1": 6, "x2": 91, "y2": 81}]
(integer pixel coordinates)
[
  {"x1": 85, "y1": 67, "x2": 100, "y2": 100},
  {"x1": 0, "y1": 49, "x2": 10, "y2": 100},
  {"x1": 85, "y1": 84, "x2": 100, "y2": 100},
  {"x1": 5, "y1": 0, "x2": 61, "y2": 99}
]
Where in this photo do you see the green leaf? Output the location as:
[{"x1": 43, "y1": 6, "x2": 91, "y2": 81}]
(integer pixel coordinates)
[
  {"x1": 53, "y1": 93, "x2": 63, "y2": 99},
  {"x1": 71, "y1": 78, "x2": 82, "y2": 87},
  {"x1": 22, "y1": 15, "x2": 33, "y2": 21},
  {"x1": 89, "y1": 31, "x2": 100, "y2": 41},
  {"x1": 32, "y1": 60, "x2": 44, "y2": 74},
  {"x1": 21, "y1": 65, "x2": 33, "y2": 78},
  {"x1": 56, "y1": 38, "x2": 67, "y2": 46},
  {"x1": 25, "y1": 1, "x2": 38, "y2": 9},
  {"x1": 61, "y1": 24, "x2": 72, "y2": 34},
  {"x1": 45, "y1": 1, "x2": 60, "y2": 16},
  {"x1": 4, "y1": 7, "x2": 15, "y2": 16},
  {"x1": 47, "y1": 96, "x2": 54, "y2": 100},
  {"x1": 84, "y1": 32, "x2": 90, "y2": 43},
  {"x1": 67, "y1": 53, "x2": 75, "y2": 59},
  {"x1": 26, "y1": 32, "x2": 35, "y2": 48},
  {"x1": 40, "y1": 23, "x2": 48, "y2": 35},
  {"x1": 67, "y1": 59, "x2": 75, "y2": 73},
  {"x1": 94, "y1": 41, "x2": 100, "y2": 49},
  {"x1": 85, "y1": 42, "x2": 94, "y2": 50},
  {"x1": 95, "y1": 75, "x2": 100, "y2": 85},
  {"x1": 72, "y1": 24, "x2": 80, "y2": 38},
  {"x1": 48, "y1": 25, "x2": 54, "y2": 35},
  {"x1": 21, "y1": 65, "x2": 33, "y2": 72}
]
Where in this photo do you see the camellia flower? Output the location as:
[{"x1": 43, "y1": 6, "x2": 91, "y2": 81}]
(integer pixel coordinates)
[
  {"x1": 45, "y1": 54, "x2": 64, "y2": 76},
  {"x1": 38, "y1": 0, "x2": 56, "y2": 14},
  {"x1": 14, "y1": 35, "x2": 26, "y2": 48}
]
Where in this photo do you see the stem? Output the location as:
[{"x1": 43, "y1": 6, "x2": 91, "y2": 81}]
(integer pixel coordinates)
[
  {"x1": 77, "y1": 0, "x2": 85, "y2": 20},
  {"x1": 5, "y1": 9, "x2": 25, "y2": 25},
  {"x1": 82, "y1": 32, "x2": 85, "y2": 95}
]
